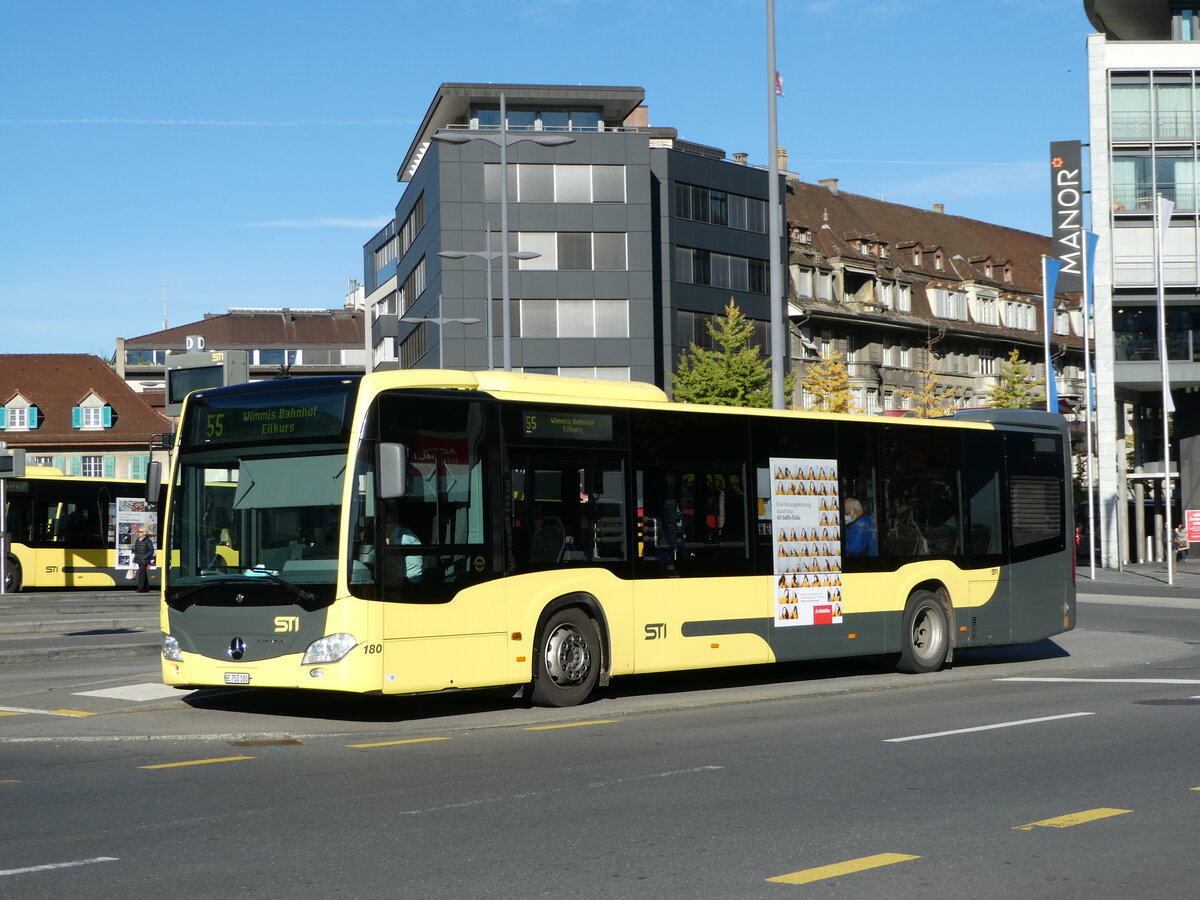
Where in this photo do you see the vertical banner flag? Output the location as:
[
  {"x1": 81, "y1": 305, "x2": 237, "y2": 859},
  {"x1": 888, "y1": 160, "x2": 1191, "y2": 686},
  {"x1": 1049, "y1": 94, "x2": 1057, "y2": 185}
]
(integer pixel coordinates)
[
  {"x1": 1157, "y1": 196, "x2": 1176, "y2": 414},
  {"x1": 1050, "y1": 141, "x2": 1084, "y2": 294},
  {"x1": 1042, "y1": 256, "x2": 1063, "y2": 412},
  {"x1": 1084, "y1": 230, "x2": 1099, "y2": 409}
]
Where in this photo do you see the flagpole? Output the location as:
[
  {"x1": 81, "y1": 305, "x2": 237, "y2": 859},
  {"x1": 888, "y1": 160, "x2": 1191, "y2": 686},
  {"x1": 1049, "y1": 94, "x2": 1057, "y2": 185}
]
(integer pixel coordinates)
[
  {"x1": 1081, "y1": 233, "x2": 1097, "y2": 580},
  {"x1": 1155, "y1": 195, "x2": 1175, "y2": 585},
  {"x1": 766, "y1": 0, "x2": 784, "y2": 409}
]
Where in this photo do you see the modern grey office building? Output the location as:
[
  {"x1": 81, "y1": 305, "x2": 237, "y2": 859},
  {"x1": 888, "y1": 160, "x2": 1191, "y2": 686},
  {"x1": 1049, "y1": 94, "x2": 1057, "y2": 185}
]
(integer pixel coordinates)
[
  {"x1": 362, "y1": 83, "x2": 781, "y2": 388},
  {"x1": 1085, "y1": 1, "x2": 1200, "y2": 564}
]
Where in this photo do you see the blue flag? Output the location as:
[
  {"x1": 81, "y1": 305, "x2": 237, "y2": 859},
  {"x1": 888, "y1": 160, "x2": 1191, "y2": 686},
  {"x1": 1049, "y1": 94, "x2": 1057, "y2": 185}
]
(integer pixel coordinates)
[{"x1": 1043, "y1": 256, "x2": 1063, "y2": 412}]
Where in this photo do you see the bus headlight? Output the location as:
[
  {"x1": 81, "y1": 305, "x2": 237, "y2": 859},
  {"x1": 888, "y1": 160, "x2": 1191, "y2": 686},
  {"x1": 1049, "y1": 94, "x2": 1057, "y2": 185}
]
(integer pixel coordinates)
[
  {"x1": 163, "y1": 635, "x2": 183, "y2": 662},
  {"x1": 302, "y1": 633, "x2": 358, "y2": 665}
]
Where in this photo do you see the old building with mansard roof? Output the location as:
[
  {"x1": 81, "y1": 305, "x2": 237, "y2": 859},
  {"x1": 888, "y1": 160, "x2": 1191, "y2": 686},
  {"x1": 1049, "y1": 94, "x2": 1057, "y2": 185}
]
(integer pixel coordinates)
[{"x1": 785, "y1": 177, "x2": 1085, "y2": 414}]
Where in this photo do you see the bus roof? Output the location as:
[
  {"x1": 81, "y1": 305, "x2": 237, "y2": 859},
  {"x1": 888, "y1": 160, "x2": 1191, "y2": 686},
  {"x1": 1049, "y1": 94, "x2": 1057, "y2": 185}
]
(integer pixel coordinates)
[{"x1": 357, "y1": 369, "x2": 1065, "y2": 432}]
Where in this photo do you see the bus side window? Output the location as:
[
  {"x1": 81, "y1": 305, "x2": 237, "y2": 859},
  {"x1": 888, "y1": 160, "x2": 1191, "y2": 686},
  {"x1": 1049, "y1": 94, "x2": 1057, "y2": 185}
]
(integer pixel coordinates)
[{"x1": 880, "y1": 427, "x2": 963, "y2": 560}]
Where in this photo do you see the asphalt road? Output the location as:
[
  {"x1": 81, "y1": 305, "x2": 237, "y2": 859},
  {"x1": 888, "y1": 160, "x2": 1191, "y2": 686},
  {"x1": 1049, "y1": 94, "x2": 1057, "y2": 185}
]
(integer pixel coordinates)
[{"x1": 0, "y1": 585, "x2": 1198, "y2": 898}]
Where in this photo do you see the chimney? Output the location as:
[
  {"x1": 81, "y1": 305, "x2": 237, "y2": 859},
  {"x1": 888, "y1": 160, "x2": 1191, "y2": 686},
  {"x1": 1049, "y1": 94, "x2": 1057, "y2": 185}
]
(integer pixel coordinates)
[
  {"x1": 777, "y1": 146, "x2": 788, "y2": 171},
  {"x1": 933, "y1": 203, "x2": 945, "y2": 214},
  {"x1": 733, "y1": 152, "x2": 748, "y2": 166},
  {"x1": 623, "y1": 106, "x2": 649, "y2": 129},
  {"x1": 819, "y1": 178, "x2": 839, "y2": 195}
]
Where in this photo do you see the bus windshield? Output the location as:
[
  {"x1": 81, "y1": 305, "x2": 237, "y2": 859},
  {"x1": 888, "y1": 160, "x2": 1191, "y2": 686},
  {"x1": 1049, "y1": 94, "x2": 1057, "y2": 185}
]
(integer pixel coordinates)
[
  {"x1": 168, "y1": 446, "x2": 348, "y2": 597},
  {"x1": 166, "y1": 377, "x2": 359, "y2": 604}
]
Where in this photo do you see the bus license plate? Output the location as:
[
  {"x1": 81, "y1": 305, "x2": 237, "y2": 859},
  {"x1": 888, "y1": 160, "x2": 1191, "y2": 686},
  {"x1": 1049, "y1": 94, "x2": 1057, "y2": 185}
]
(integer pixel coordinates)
[{"x1": 224, "y1": 672, "x2": 251, "y2": 685}]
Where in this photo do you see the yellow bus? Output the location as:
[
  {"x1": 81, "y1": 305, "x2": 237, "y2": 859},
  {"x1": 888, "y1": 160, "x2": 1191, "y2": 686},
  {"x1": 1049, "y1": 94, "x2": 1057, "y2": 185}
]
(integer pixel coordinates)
[
  {"x1": 3, "y1": 468, "x2": 163, "y2": 592},
  {"x1": 160, "y1": 371, "x2": 1074, "y2": 707}
]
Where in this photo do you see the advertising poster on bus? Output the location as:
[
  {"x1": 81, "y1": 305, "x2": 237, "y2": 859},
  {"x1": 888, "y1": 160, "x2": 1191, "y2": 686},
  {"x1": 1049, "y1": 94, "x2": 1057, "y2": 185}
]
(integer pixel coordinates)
[
  {"x1": 115, "y1": 497, "x2": 157, "y2": 568},
  {"x1": 771, "y1": 458, "x2": 842, "y2": 627}
]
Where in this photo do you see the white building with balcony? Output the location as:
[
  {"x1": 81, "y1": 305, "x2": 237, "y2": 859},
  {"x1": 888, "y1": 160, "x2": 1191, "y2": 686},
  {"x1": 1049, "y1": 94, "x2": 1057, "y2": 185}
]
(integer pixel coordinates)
[{"x1": 1087, "y1": 0, "x2": 1200, "y2": 564}]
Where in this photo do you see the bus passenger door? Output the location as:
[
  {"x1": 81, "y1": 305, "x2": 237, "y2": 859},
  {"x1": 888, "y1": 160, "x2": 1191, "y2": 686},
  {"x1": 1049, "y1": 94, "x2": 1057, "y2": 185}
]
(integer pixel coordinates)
[
  {"x1": 632, "y1": 461, "x2": 768, "y2": 674},
  {"x1": 373, "y1": 395, "x2": 508, "y2": 694}
]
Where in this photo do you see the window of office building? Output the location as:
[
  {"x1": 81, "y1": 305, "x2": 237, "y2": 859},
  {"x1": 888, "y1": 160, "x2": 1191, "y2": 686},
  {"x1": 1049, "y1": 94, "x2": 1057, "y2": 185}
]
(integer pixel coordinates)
[
  {"x1": 485, "y1": 164, "x2": 626, "y2": 203},
  {"x1": 674, "y1": 183, "x2": 768, "y2": 233},
  {"x1": 675, "y1": 247, "x2": 768, "y2": 294},
  {"x1": 517, "y1": 232, "x2": 627, "y2": 271},
  {"x1": 520, "y1": 299, "x2": 629, "y2": 339}
]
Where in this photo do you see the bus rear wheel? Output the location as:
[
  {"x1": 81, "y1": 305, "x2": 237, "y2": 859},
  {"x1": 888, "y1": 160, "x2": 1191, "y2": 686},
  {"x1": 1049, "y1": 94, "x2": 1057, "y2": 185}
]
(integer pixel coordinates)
[
  {"x1": 529, "y1": 608, "x2": 600, "y2": 708},
  {"x1": 897, "y1": 590, "x2": 949, "y2": 674},
  {"x1": 4, "y1": 557, "x2": 20, "y2": 593}
]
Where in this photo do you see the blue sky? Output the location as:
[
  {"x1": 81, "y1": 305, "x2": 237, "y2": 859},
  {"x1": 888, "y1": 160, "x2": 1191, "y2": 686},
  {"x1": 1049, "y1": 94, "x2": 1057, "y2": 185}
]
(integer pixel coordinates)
[{"x1": 0, "y1": 0, "x2": 1093, "y2": 356}]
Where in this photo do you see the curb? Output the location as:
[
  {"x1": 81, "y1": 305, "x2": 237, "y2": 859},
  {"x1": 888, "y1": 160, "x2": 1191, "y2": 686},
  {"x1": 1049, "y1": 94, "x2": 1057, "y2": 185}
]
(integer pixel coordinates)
[{"x1": 0, "y1": 641, "x2": 161, "y2": 665}]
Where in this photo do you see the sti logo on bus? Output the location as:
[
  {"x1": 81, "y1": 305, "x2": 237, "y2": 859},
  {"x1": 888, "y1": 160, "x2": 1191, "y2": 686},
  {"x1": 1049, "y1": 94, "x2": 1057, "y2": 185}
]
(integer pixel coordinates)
[
  {"x1": 274, "y1": 616, "x2": 300, "y2": 633},
  {"x1": 644, "y1": 623, "x2": 666, "y2": 640}
]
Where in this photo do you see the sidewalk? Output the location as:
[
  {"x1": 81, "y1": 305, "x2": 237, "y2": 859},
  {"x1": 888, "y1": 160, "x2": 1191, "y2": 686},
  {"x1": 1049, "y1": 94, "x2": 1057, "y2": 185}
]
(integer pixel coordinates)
[{"x1": 1077, "y1": 557, "x2": 1200, "y2": 590}]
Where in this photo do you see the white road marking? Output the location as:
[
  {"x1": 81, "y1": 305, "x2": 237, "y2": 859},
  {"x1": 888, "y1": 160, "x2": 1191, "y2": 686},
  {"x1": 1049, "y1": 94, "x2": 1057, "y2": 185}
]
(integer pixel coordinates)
[
  {"x1": 74, "y1": 683, "x2": 191, "y2": 702},
  {"x1": 998, "y1": 677, "x2": 1200, "y2": 685},
  {"x1": 884, "y1": 712, "x2": 1094, "y2": 743},
  {"x1": 0, "y1": 857, "x2": 118, "y2": 877}
]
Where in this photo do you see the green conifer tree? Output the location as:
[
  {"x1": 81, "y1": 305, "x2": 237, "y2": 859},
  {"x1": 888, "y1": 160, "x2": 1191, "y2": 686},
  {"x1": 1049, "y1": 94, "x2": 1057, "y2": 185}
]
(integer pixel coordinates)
[{"x1": 672, "y1": 300, "x2": 793, "y2": 407}]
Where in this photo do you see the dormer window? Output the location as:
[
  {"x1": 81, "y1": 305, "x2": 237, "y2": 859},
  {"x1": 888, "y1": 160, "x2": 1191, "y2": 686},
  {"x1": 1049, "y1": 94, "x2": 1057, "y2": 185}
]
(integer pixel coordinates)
[
  {"x1": 1003, "y1": 262, "x2": 1014, "y2": 283},
  {"x1": 0, "y1": 393, "x2": 40, "y2": 432},
  {"x1": 73, "y1": 393, "x2": 113, "y2": 431},
  {"x1": 934, "y1": 251, "x2": 945, "y2": 271},
  {"x1": 913, "y1": 248, "x2": 923, "y2": 266}
]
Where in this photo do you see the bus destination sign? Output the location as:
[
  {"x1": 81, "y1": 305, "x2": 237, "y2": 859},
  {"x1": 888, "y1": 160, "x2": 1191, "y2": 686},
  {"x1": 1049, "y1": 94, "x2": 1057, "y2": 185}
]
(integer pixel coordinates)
[
  {"x1": 185, "y1": 385, "x2": 355, "y2": 446},
  {"x1": 523, "y1": 410, "x2": 613, "y2": 442}
]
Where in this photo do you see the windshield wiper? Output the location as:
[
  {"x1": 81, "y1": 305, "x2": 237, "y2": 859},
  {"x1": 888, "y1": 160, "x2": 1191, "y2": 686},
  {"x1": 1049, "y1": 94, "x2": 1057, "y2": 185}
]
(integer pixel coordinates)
[
  {"x1": 167, "y1": 570, "x2": 315, "y2": 607},
  {"x1": 247, "y1": 569, "x2": 316, "y2": 604}
]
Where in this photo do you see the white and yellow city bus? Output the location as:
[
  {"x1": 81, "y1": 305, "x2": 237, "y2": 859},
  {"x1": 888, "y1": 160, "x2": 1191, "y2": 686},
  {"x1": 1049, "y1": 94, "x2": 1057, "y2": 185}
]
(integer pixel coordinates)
[
  {"x1": 160, "y1": 371, "x2": 1074, "y2": 707},
  {"x1": 3, "y1": 467, "x2": 163, "y2": 591}
]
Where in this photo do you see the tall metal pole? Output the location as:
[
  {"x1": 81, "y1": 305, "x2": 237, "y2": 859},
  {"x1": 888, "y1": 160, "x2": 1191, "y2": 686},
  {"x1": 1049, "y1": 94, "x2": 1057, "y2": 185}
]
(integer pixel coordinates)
[
  {"x1": 766, "y1": 0, "x2": 785, "y2": 409},
  {"x1": 1041, "y1": 255, "x2": 1054, "y2": 414},
  {"x1": 485, "y1": 223, "x2": 494, "y2": 371},
  {"x1": 1081, "y1": 234, "x2": 1098, "y2": 579},
  {"x1": 499, "y1": 93, "x2": 514, "y2": 372},
  {"x1": 1155, "y1": 195, "x2": 1175, "y2": 584}
]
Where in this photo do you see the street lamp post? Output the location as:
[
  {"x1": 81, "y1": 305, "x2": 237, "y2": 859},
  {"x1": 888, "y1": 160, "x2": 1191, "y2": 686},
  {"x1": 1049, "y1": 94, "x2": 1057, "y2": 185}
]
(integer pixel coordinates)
[
  {"x1": 432, "y1": 94, "x2": 575, "y2": 371},
  {"x1": 438, "y1": 223, "x2": 541, "y2": 370},
  {"x1": 399, "y1": 311, "x2": 482, "y2": 370}
]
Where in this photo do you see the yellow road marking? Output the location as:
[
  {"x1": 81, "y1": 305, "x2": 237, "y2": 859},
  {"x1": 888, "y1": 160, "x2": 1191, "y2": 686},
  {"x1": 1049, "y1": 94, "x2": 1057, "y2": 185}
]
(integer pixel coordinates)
[
  {"x1": 1191, "y1": 787, "x2": 1200, "y2": 792},
  {"x1": 1014, "y1": 808, "x2": 1132, "y2": 831},
  {"x1": 139, "y1": 756, "x2": 255, "y2": 769},
  {"x1": 1, "y1": 779, "x2": 22, "y2": 784},
  {"x1": 524, "y1": 720, "x2": 619, "y2": 731},
  {"x1": 0, "y1": 706, "x2": 94, "y2": 718},
  {"x1": 345, "y1": 737, "x2": 452, "y2": 749},
  {"x1": 768, "y1": 853, "x2": 920, "y2": 885}
]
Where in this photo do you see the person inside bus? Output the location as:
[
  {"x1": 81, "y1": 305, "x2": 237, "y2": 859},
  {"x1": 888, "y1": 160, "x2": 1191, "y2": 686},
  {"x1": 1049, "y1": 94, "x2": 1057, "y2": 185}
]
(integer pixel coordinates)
[
  {"x1": 384, "y1": 510, "x2": 425, "y2": 582},
  {"x1": 843, "y1": 497, "x2": 877, "y2": 557}
]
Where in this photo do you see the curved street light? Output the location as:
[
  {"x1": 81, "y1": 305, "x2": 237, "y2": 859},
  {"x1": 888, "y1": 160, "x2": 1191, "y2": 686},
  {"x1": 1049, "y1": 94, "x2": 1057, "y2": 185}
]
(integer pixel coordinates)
[
  {"x1": 399, "y1": 313, "x2": 482, "y2": 370},
  {"x1": 439, "y1": 225, "x2": 540, "y2": 370}
]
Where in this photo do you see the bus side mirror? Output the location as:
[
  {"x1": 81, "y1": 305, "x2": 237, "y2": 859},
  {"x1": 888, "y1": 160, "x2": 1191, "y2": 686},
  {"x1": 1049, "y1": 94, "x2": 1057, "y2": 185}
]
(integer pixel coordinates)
[
  {"x1": 145, "y1": 460, "x2": 162, "y2": 503},
  {"x1": 378, "y1": 443, "x2": 407, "y2": 499}
]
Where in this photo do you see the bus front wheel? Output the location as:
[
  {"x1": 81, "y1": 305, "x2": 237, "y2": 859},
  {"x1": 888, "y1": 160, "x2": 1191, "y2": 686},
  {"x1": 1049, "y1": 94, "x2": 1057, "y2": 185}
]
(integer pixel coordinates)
[
  {"x1": 3, "y1": 557, "x2": 20, "y2": 593},
  {"x1": 897, "y1": 590, "x2": 949, "y2": 674},
  {"x1": 529, "y1": 608, "x2": 600, "y2": 708}
]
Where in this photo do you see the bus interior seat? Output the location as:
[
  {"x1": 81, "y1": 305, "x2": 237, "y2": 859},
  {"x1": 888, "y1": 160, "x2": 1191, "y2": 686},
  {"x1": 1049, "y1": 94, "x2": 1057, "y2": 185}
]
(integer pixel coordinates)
[{"x1": 529, "y1": 516, "x2": 566, "y2": 563}]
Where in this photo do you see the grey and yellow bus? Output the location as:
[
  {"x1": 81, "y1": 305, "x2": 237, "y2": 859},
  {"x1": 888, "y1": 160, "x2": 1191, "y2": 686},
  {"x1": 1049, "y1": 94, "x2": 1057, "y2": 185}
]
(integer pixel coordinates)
[
  {"x1": 3, "y1": 468, "x2": 163, "y2": 592},
  {"x1": 160, "y1": 371, "x2": 1074, "y2": 707}
]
